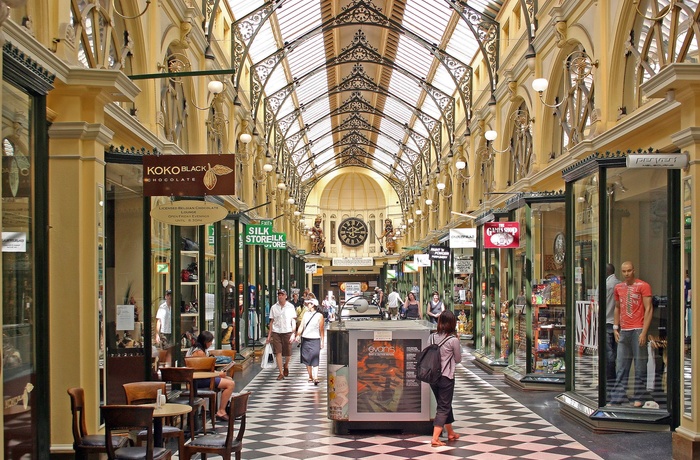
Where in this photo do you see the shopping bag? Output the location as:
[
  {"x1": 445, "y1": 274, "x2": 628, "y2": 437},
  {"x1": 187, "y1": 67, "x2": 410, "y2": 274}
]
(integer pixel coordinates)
[{"x1": 261, "y1": 343, "x2": 276, "y2": 369}]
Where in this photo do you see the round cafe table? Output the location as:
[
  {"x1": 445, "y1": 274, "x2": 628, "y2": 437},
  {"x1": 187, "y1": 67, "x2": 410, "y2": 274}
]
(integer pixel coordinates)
[{"x1": 142, "y1": 402, "x2": 192, "y2": 447}]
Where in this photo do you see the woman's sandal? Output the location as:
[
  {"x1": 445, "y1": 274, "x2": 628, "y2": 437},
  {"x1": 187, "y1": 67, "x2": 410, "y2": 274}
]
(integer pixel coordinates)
[
  {"x1": 431, "y1": 440, "x2": 446, "y2": 447},
  {"x1": 314, "y1": 379, "x2": 320, "y2": 385},
  {"x1": 447, "y1": 433, "x2": 461, "y2": 441},
  {"x1": 308, "y1": 378, "x2": 314, "y2": 383},
  {"x1": 215, "y1": 414, "x2": 229, "y2": 422}
]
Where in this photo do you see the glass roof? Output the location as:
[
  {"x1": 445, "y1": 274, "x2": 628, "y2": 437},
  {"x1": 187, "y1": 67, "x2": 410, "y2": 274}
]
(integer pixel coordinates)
[{"x1": 228, "y1": 0, "x2": 504, "y2": 208}]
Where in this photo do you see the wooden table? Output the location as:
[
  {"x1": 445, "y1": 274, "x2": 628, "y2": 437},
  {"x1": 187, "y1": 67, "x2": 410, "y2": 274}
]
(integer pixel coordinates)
[
  {"x1": 142, "y1": 403, "x2": 192, "y2": 447},
  {"x1": 193, "y1": 371, "x2": 220, "y2": 380}
]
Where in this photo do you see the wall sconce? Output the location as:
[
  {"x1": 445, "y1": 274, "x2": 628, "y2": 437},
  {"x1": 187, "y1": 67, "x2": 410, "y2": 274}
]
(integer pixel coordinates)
[
  {"x1": 252, "y1": 160, "x2": 272, "y2": 183},
  {"x1": 531, "y1": 50, "x2": 598, "y2": 108},
  {"x1": 424, "y1": 198, "x2": 439, "y2": 213},
  {"x1": 477, "y1": 130, "x2": 511, "y2": 161},
  {"x1": 287, "y1": 197, "x2": 295, "y2": 205},
  {"x1": 112, "y1": 0, "x2": 151, "y2": 19},
  {"x1": 277, "y1": 181, "x2": 287, "y2": 191},
  {"x1": 436, "y1": 181, "x2": 453, "y2": 198},
  {"x1": 294, "y1": 210, "x2": 302, "y2": 217}
]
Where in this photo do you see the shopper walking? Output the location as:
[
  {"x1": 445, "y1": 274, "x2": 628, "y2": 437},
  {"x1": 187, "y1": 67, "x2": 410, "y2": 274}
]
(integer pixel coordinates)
[
  {"x1": 404, "y1": 291, "x2": 422, "y2": 319},
  {"x1": 296, "y1": 298, "x2": 325, "y2": 384},
  {"x1": 429, "y1": 309, "x2": 462, "y2": 447},
  {"x1": 426, "y1": 291, "x2": 445, "y2": 323},
  {"x1": 266, "y1": 288, "x2": 297, "y2": 380}
]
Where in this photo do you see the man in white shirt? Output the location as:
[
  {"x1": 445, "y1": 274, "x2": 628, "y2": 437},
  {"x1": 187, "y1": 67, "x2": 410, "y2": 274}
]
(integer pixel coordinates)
[
  {"x1": 387, "y1": 287, "x2": 402, "y2": 320},
  {"x1": 155, "y1": 290, "x2": 172, "y2": 347},
  {"x1": 266, "y1": 289, "x2": 297, "y2": 380}
]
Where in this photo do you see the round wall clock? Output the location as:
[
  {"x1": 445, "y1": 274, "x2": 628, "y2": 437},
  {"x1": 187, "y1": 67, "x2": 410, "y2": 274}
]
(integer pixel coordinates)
[
  {"x1": 338, "y1": 217, "x2": 368, "y2": 247},
  {"x1": 553, "y1": 232, "x2": 565, "y2": 265}
]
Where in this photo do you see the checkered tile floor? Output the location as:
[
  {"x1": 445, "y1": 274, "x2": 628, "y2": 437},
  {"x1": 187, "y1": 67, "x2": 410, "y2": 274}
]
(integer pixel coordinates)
[{"x1": 178, "y1": 345, "x2": 609, "y2": 459}]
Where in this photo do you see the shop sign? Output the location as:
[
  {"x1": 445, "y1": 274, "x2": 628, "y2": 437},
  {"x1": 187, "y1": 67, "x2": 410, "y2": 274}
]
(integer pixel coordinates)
[
  {"x1": 386, "y1": 269, "x2": 396, "y2": 279},
  {"x1": 454, "y1": 258, "x2": 473, "y2": 274},
  {"x1": 143, "y1": 154, "x2": 235, "y2": 196},
  {"x1": 627, "y1": 153, "x2": 688, "y2": 169},
  {"x1": 332, "y1": 257, "x2": 374, "y2": 266},
  {"x1": 2, "y1": 232, "x2": 26, "y2": 252},
  {"x1": 244, "y1": 221, "x2": 286, "y2": 249},
  {"x1": 305, "y1": 262, "x2": 317, "y2": 274},
  {"x1": 298, "y1": 249, "x2": 306, "y2": 255},
  {"x1": 414, "y1": 254, "x2": 431, "y2": 267},
  {"x1": 402, "y1": 262, "x2": 418, "y2": 273},
  {"x1": 428, "y1": 245, "x2": 450, "y2": 260},
  {"x1": 483, "y1": 222, "x2": 520, "y2": 249},
  {"x1": 208, "y1": 225, "x2": 215, "y2": 245},
  {"x1": 449, "y1": 228, "x2": 477, "y2": 248},
  {"x1": 151, "y1": 200, "x2": 228, "y2": 226}
]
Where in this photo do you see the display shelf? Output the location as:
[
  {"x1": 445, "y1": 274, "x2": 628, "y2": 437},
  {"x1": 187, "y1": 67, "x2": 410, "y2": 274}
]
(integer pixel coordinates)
[{"x1": 532, "y1": 303, "x2": 566, "y2": 373}]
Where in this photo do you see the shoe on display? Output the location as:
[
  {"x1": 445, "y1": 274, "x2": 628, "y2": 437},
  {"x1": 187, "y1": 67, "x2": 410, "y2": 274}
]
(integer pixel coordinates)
[{"x1": 643, "y1": 401, "x2": 660, "y2": 409}]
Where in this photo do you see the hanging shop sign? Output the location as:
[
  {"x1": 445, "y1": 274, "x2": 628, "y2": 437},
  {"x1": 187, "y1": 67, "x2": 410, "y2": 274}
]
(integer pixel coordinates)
[
  {"x1": 305, "y1": 262, "x2": 317, "y2": 274},
  {"x1": 151, "y1": 200, "x2": 228, "y2": 226},
  {"x1": 332, "y1": 257, "x2": 374, "y2": 266},
  {"x1": 428, "y1": 245, "x2": 450, "y2": 260},
  {"x1": 414, "y1": 253, "x2": 431, "y2": 267},
  {"x1": 244, "y1": 221, "x2": 287, "y2": 249},
  {"x1": 449, "y1": 228, "x2": 477, "y2": 248},
  {"x1": 454, "y1": 257, "x2": 473, "y2": 274},
  {"x1": 626, "y1": 153, "x2": 688, "y2": 169},
  {"x1": 483, "y1": 222, "x2": 520, "y2": 249},
  {"x1": 402, "y1": 261, "x2": 418, "y2": 273},
  {"x1": 143, "y1": 154, "x2": 235, "y2": 196}
]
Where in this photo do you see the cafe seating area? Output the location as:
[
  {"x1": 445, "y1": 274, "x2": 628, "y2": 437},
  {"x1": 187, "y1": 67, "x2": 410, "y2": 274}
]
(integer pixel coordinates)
[{"x1": 68, "y1": 357, "x2": 250, "y2": 459}]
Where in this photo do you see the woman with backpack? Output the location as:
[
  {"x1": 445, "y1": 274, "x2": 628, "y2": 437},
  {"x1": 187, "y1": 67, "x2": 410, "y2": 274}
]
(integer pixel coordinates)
[{"x1": 429, "y1": 309, "x2": 462, "y2": 447}]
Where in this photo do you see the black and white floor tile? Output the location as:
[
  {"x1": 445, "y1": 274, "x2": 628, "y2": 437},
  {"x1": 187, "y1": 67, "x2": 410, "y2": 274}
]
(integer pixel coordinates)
[{"x1": 180, "y1": 346, "x2": 607, "y2": 459}]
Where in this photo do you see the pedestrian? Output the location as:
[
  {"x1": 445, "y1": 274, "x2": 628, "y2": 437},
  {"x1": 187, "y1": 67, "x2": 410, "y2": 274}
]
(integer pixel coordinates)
[
  {"x1": 296, "y1": 298, "x2": 325, "y2": 385},
  {"x1": 404, "y1": 291, "x2": 422, "y2": 319},
  {"x1": 266, "y1": 288, "x2": 297, "y2": 380},
  {"x1": 155, "y1": 289, "x2": 172, "y2": 347},
  {"x1": 426, "y1": 291, "x2": 445, "y2": 323},
  {"x1": 604, "y1": 263, "x2": 621, "y2": 403},
  {"x1": 386, "y1": 287, "x2": 402, "y2": 320},
  {"x1": 609, "y1": 261, "x2": 654, "y2": 407},
  {"x1": 429, "y1": 309, "x2": 462, "y2": 447}
]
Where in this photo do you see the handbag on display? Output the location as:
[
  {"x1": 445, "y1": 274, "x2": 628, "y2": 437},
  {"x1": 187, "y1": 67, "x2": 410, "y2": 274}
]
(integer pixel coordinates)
[{"x1": 181, "y1": 237, "x2": 199, "y2": 251}]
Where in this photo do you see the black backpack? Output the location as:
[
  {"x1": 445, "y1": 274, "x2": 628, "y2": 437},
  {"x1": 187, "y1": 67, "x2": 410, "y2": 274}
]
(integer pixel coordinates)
[{"x1": 415, "y1": 334, "x2": 454, "y2": 384}]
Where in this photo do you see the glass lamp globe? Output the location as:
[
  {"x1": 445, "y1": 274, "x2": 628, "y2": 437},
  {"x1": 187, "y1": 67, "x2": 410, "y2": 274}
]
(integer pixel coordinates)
[
  {"x1": 263, "y1": 163, "x2": 274, "y2": 172},
  {"x1": 455, "y1": 159, "x2": 466, "y2": 170},
  {"x1": 532, "y1": 78, "x2": 549, "y2": 93},
  {"x1": 239, "y1": 132, "x2": 252, "y2": 144}
]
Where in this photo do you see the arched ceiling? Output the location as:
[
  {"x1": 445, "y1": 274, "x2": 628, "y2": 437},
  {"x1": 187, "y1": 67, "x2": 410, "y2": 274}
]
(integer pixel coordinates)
[
  {"x1": 227, "y1": 0, "x2": 518, "y2": 213},
  {"x1": 319, "y1": 172, "x2": 386, "y2": 212}
]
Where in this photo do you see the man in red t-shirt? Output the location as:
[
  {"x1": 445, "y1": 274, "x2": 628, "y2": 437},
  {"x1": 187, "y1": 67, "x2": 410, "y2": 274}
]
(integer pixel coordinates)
[{"x1": 609, "y1": 261, "x2": 653, "y2": 407}]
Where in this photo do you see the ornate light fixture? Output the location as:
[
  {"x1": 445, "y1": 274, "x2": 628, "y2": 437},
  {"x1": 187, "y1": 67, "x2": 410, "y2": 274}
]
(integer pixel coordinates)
[
  {"x1": 424, "y1": 198, "x2": 439, "y2": 213},
  {"x1": 531, "y1": 50, "x2": 598, "y2": 108}
]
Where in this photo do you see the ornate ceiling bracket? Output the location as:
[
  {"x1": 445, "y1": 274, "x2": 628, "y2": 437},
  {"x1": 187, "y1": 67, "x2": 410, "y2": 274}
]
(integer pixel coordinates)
[
  {"x1": 232, "y1": 0, "x2": 286, "y2": 98},
  {"x1": 447, "y1": 0, "x2": 500, "y2": 100}
]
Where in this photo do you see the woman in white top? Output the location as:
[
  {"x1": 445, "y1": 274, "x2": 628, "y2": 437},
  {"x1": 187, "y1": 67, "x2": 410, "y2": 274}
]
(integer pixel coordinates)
[{"x1": 296, "y1": 298, "x2": 325, "y2": 384}]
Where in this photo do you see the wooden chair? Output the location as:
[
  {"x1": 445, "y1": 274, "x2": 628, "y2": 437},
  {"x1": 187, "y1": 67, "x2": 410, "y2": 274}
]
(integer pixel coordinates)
[
  {"x1": 179, "y1": 391, "x2": 251, "y2": 460},
  {"x1": 208, "y1": 349, "x2": 236, "y2": 377},
  {"x1": 184, "y1": 356, "x2": 218, "y2": 429},
  {"x1": 159, "y1": 367, "x2": 207, "y2": 441},
  {"x1": 67, "y1": 387, "x2": 129, "y2": 459},
  {"x1": 123, "y1": 382, "x2": 185, "y2": 452},
  {"x1": 102, "y1": 405, "x2": 172, "y2": 460}
]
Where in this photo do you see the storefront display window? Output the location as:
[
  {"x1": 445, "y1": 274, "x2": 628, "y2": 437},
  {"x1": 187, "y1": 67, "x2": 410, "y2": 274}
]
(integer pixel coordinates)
[
  {"x1": 683, "y1": 177, "x2": 691, "y2": 418},
  {"x1": 2, "y1": 80, "x2": 39, "y2": 458},
  {"x1": 453, "y1": 249, "x2": 473, "y2": 339},
  {"x1": 605, "y1": 168, "x2": 668, "y2": 409},
  {"x1": 531, "y1": 203, "x2": 566, "y2": 375},
  {"x1": 572, "y1": 174, "x2": 600, "y2": 402},
  {"x1": 512, "y1": 206, "x2": 527, "y2": 372}
]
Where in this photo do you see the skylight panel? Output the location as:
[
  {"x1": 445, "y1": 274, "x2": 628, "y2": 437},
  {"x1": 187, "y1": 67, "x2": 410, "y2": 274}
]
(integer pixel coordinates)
[
  {"x1": 402, "y1": 0, "x2": 453, "y2": 45},
  {"x1": 275, "y1": 0, "x2": 322, "y2": 42},
  {"x1": 246, "y1": 21, "x2": 277, "y2": 63},
  {"x1": 431, "y1": 65, "x2": 456, "y2": 95},
  {"x1": 419, "y1": 97, "x2": 442, "y2": 120},
  {"x1": 264, "y1": 66, "x2": 290, "y2": 94},
  {"x1": 227, "y1": 0, "x2": 264, "y2": 21},
  {"x1": 372, "y1": 156, "x2": 393, "y2": 175},
  {"x1": 286, "y1": 36, "x2": 326, "y2": 76},
  {"x1": 294, "y1": 71, "x2": 328, "y2": 102},
  {"x1": 446, "y1": 19, "x2": 481, "y2": 66},
  {"x1": 387, "y1": 72, "x2": 421, "y2": 106},
  {"x1": 376, "y1": 134, "x2": 400, "y2": 155},
  {"x1": 382, "y1": 98, "x2": 412, "y2": 126},
  {"x1": 394, "y1": 37, "x2": 433, "y2": 80}
]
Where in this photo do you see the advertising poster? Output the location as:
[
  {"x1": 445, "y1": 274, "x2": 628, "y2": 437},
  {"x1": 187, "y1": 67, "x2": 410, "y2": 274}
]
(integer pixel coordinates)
[
  {"x1": 328, "y1": 365, "x2": 350, "y2": 420},
  {"x1": 355, "y1": 339, "x2": 422, "y2": 413}
]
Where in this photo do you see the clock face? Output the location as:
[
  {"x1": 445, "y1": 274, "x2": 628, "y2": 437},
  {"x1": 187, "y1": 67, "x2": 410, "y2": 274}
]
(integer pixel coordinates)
[
  {"x1": 338, "y1": 217, "x2": 369, "y2": 247},
  {"x1": 553, "y1": 232, "x2": 565, "y2": 265}
]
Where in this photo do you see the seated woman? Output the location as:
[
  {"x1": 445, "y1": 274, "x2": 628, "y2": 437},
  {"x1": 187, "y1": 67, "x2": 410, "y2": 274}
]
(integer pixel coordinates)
[{"x1": 186, "y1": 331, "x2": 235, "y2": 421}]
